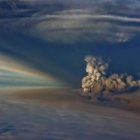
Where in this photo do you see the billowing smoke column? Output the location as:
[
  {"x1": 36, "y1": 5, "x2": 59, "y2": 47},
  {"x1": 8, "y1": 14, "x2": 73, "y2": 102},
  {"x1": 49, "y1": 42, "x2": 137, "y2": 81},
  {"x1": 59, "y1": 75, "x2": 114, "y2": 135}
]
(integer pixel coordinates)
[{"x1": 82, "y1": 56, "x2": 140, "y2": 97}]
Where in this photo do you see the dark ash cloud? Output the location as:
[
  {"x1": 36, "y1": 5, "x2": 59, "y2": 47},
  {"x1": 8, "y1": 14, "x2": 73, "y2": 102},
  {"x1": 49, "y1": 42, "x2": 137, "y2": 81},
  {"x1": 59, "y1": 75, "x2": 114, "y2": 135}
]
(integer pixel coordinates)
[{"x1": 82, "y1": 56, "x2": 140, "y2": 96}]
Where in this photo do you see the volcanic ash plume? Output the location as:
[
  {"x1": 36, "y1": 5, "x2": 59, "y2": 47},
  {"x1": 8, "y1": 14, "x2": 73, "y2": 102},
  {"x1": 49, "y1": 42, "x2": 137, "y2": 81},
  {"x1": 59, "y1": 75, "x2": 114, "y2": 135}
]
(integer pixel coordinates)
[{"x1": 82, "y1": 56, "x2": 140, "y2": 96}]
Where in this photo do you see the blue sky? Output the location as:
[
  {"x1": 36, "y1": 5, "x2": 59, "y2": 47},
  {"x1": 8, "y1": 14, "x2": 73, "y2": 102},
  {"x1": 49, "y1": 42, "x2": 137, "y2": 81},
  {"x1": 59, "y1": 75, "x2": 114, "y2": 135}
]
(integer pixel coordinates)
[{"x1": 0, "y1": 0, "x2": 140, "y2": 88}]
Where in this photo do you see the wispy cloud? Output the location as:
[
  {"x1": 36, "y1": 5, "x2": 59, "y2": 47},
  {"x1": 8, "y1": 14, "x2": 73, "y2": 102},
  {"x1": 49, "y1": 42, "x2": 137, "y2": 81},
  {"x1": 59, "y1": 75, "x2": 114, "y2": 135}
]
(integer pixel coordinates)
[
  {"x1": 26, "y1": 10, "x2": 140, "y2": 44},
  {"x1": 0, "y1": 54, "x2": 65, "y2": 88},
  {"x1": 37, "y1": 14, "x2": 140, "y2": 23}
]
